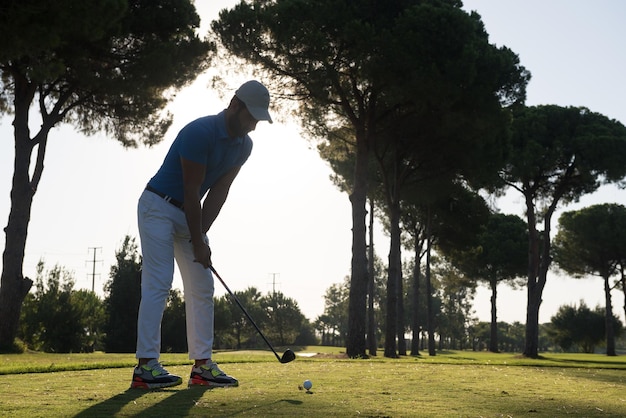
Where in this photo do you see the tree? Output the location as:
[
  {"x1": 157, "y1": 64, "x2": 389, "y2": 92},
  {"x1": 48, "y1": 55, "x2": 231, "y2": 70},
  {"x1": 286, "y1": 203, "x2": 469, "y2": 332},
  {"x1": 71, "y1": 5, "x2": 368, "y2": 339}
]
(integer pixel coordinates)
[
  {"x1": 422, "y1": 184, "x2": 491, "y2": 355},
  {"x1": 501, "y1": 105, "x2": 626, "y2": 358},
  {"x1": 456, "y1": 213, "x2": 527, "y2": 352},
  {"x1": 0, "y1": 0, "x2": 213, "y2": 350},
  {"x1": 161, "y1": 289, "x2": 187, "y2": 353},
  {"x1": 103, "y1": 236, "x2": 142, "y2": 353},
  {"x1": 434, "y1": 260, "x2": 476, "y2": 350},
  {"x1": 213, "y1": 296, "x2": 236, "y2": 349},
  {"x1": 318, "y1": 128, "x2": 382, "y2": 356},
  {"x1": 314, "y1": 314, "x2": 333, "y2": 347},
  {"x1": 402, "y1": 210, "x2": 427, "y2": 356},
  {"x1": 318, "y1": 266, "x2": 386, "y2": 348},
  {"x1": 294, "y1": 320, "x2": 318, "y2": 346},
  {"x1": 212, "y1": 0, "x2": 527, "y2": 358},
  {"x1": 213, "y1": 287, "x2": 308, "y2": 350},
  {"x1": 319, "y1": 279, "x2": 350, "y2": 347},
  {"x1": 553, "y1": 203, "x2": 626, "y2": 356},
  {"x1": 262, "y1": 291, "x2": 305, "y2": 346},
  {"x1": 19, "y1": 261, "x2": 105, "y2": 352},
  {"x1": 229, "y1": 287, "x2": 266, "y2": 349},
  {"x1": 472, "y1": 321, "x2": 526, "y2": 352},
  {"x1": 71, "y1": 289, "x2": 107, "y2": 352},
  {"x1": 547, "y1": 302, "x2": 622, "y2": 353}
]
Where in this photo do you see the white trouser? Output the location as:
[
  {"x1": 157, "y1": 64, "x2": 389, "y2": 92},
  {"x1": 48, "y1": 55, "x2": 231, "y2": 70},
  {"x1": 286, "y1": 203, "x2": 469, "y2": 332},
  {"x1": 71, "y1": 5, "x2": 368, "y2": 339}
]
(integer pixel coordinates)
[{"x1": 136, "y1": 189, "x2": 214, "y2": 361}]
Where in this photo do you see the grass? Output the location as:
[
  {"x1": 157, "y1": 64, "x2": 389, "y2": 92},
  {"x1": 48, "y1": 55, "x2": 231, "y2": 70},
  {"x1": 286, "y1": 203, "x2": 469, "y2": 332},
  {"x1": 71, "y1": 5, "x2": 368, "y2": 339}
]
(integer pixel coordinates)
[{"x1": 1, "y1": 347, "x2": 626, "y2": 417}]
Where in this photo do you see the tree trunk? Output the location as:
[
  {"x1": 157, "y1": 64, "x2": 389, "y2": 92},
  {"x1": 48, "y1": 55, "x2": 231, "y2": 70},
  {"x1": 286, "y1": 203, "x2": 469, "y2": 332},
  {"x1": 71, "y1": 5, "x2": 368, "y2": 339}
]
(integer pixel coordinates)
[
  {"x1": 525, "y1": 240, "x2": 549, "y2": 358},
  {"x1": 0, "y1": 76, "x2": 38, "y2": 350},
  {"x1": 524, "y1": 185, "x2": 567, "y2": 358},
  {"x1": 410, "y1": 225, "x2": 423, "y2": 356},
  {"x1": 367, "y1": 198, "x2": 377, "y2": 356},
  {"x1": 384, "y1": 198, "x2": 401, "y2": 358},
  {"x1": 489, "y1": 278, "x2": 499, "y2": 353},
  {"x1": 524, "y1": 278, "x2": 542, "y2": 357},
  {"x1": 426, "y1": 211, "x2": 436, "y2": 356},
  {"x1": 619, "y1": 264, "x2": 626, "y2": 330},
  {"x1": 347, "y1": 135, "x2": 370, "y2": 358},
  {"x1": 397, "y1": 266, "x2": 406, "y2": 356},
  {"x1": 410, "y1": 237, "x2": 421, "y2": 356},
  {"x1": 523, "y1": 194, "x2": 547, "y2": 358},
  {"x1": 603, "y1": 274, "x2": 616, "y2": 356}
]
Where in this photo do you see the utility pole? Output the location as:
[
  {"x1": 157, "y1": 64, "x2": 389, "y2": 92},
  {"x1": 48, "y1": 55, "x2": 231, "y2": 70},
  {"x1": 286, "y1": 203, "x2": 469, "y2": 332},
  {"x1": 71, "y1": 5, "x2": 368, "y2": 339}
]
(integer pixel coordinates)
[
  {"x1": 86, "y1": 247, "x2": 103, "y2": 292},
  {"x1": 268, "y1": 273, "x2": 280, "y2": 295}
]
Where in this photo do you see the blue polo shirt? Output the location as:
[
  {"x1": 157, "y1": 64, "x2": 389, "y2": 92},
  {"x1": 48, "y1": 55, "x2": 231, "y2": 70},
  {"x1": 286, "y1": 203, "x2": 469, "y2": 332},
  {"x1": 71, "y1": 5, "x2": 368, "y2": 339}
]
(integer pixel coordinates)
[{"x1": 147, "y1": 111, "x2": 253, "y2": 201}]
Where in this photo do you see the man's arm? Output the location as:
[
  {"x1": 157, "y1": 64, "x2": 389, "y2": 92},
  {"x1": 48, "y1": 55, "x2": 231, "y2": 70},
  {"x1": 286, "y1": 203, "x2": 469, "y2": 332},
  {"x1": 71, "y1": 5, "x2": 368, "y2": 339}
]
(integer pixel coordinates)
[
  {"x1": 181, "y1": 157, "x2": 211, "y2": 267},
  {"x1": 201, "y1": 166, "x2": 242, "y2": 233}
]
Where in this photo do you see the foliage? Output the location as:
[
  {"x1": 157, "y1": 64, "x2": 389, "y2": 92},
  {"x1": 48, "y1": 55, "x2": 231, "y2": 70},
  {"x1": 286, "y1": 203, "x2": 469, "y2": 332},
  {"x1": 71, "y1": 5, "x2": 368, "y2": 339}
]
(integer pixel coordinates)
[
  {"x1": 434, "y1": 261, "x2": 476, "y2": 350},
  {"x1": 452, "y1": 213, "x2": 528, "y2": 352},
  {"x1": 214, "y1": 296, "x2": 236, "y2": 349},
  {"x1": 294, "y1": 321, "x2": 318, "y2": 346},
  {"x1": 457, "y1": 213, "x2": 528, "y2": 284},
  {"x1": 103, "y1": 236, "x2": 142, "y2": 353},
  {"x1": 553, "y1": 203, "x2": 626, "y2": 279},
  {"x1": 317, "y1": 256, "x2": 388, "y2": 349},
  {"x1": 402, "y1": 257, "x2": 430, "y2": 351},
  {"x1": 317, "y1": 258, "x2": 448, "y2": 352},
  {"x1": 224, "y1": 287, "x2": 266, "y2": 350},
  {"x1": 471, "y1": 321, "x2": 552, "y2": 353},
  {"x1": 15, "y1": 233, "x2": 315, "y2": 354},
  {"x1": 547, "y1": 302, "x2": 623, "y2": 353},
  {"x1": 316, "y1": 279, "x2": 350, "y2": 347},
  {"x1": 0, "y1": 0, "x2": 213, "y2": 145},
  {"x1": 214, "y1": 287, "x2": 308, "y2": 350},
  {"x1": 161, "y1": 289, "x2": 187, "y2": 353},
  {"x1": 262, "y1": 292, "x2": 305, "y2": 346},
  {"x1": 19, "y1": 261, "x2": 105, "y2": 352}
]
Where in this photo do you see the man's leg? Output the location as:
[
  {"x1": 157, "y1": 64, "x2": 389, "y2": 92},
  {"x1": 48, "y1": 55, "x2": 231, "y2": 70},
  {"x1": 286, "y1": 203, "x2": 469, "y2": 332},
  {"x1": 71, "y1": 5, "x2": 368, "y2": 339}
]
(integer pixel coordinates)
[
  {"x1": 174, "y1": 235, "x2": 238, "y2": 387},
  {"x1": 174, "y1": 235, "x2": 214, "y2": 361},
  {"x1": 131, "y1": 191, "x2": 182, "y2": 389}
]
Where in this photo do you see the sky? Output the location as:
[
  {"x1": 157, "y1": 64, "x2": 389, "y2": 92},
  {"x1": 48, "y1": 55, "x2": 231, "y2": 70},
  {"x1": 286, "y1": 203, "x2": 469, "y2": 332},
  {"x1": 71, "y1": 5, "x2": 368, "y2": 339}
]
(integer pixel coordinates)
[{"x1": 0, "y1": 0, "x2": 625, "y2": 327}]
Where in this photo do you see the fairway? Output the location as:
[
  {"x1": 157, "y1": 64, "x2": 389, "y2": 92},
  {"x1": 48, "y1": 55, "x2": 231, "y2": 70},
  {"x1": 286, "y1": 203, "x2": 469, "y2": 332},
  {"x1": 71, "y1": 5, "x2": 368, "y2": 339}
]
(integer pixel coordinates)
[{"x1": 1, "y1": 350, "x2": 626, "y2": 417}]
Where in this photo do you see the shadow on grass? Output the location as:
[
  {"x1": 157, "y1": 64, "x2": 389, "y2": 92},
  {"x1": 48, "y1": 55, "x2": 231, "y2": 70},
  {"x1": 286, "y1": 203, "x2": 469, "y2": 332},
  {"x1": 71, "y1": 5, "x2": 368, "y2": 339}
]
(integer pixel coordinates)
[
  {"x1": 72, "y1": 386, "x2": 304, "y2": 417},
  {"x1": 132, "y1": 387, "x2": 213, "y2": 418},
  {"x1": 73, "y1": 388, "x2": 149, "y2": 417},
  {"x1": 196, "y1": 398, "x2": 304, "y2": 416},
  {"x1": 539, "y1": 355, "x2": 626, "y2": 369},
  {"x1": 73, "y1": 386, "x2": 209, "y2": 417}
]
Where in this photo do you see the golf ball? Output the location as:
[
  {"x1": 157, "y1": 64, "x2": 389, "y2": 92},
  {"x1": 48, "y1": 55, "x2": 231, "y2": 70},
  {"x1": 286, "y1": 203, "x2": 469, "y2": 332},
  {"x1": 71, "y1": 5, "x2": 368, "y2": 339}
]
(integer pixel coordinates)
[{"x1": 303, "y1": 379, "x2": 312, "y2": 390}]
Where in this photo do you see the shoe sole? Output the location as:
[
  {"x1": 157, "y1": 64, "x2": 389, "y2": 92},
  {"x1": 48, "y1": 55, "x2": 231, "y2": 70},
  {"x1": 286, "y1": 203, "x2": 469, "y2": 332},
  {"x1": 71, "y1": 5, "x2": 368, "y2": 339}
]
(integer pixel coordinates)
[
  {"x1": 188, "y1": 377, "x2": 238, "y2": 388},
  {"x1": 131, "y1": 378, "x2": 183, "y2": 389}
]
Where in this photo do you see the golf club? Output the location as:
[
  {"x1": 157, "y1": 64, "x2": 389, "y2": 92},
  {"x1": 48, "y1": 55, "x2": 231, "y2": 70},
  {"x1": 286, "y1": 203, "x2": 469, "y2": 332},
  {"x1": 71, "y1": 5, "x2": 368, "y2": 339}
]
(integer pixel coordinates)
[{"x1": 209, "y1": 265, "x2": 296, "y2": 364}]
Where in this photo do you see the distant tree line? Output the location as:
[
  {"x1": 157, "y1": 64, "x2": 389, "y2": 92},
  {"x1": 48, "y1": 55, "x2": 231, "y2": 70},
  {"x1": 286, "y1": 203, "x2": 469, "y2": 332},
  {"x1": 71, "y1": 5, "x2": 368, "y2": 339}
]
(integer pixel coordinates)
[
  {"x1": 314, "y1": 250, "x2": 624, "y2": 355},
  {"x1": 14, "y1": 232, "x2": 625, "y2": 355},
  {"x1": 16, "y1": 236, "x2": 315, "y2": 353}
]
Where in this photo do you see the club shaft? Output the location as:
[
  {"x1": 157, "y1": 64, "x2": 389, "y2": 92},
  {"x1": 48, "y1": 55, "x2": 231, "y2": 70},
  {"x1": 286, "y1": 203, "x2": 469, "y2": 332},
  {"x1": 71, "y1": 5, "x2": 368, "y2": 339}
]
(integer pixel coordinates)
[{"x1": 209, "y1": 266, "x2": 282, "y2": 362}]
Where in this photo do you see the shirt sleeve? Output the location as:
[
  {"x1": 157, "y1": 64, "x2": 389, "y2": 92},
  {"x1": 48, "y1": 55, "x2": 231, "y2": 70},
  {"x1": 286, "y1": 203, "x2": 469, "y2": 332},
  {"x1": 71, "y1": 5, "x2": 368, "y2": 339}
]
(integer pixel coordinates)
[{"x1": 177, "y1": 119, "x2": 213, "y2": 164}]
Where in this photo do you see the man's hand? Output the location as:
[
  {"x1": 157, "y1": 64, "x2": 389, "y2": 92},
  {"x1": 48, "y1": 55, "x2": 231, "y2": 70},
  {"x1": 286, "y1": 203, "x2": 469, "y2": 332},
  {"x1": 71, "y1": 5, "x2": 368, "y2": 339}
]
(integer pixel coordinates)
[{"x1": 192, "y1": 242, "x2": 212, "y2": 269}]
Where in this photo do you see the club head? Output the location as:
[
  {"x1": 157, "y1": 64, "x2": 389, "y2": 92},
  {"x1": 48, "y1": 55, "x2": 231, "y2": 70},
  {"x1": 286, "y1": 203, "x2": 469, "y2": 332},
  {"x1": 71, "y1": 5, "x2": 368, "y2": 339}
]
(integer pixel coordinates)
[{"x1": 280, "y1": 349, "x2": 296, "y2": 363}]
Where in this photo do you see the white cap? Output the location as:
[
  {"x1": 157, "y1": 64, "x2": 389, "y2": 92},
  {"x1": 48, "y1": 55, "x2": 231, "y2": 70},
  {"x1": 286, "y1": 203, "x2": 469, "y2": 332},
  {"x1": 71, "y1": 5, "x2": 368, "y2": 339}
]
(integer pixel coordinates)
[{"x1": 235, "y1": 80, "x2": 273, "y2": 123}]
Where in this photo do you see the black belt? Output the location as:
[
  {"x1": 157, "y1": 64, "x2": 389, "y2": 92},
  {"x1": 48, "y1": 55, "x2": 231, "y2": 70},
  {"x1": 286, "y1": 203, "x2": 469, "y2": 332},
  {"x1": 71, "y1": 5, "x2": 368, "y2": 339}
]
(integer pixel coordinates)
[{"x1": 145, "y1": 185, "x2": 184, "y2": 209}]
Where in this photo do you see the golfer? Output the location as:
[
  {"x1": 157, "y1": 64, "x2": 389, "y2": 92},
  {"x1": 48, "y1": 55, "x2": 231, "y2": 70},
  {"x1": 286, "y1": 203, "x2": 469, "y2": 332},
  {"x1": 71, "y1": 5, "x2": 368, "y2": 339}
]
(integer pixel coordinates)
[{"x1": 131, "y1": 80, "x2": 272, "y2": 389}]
